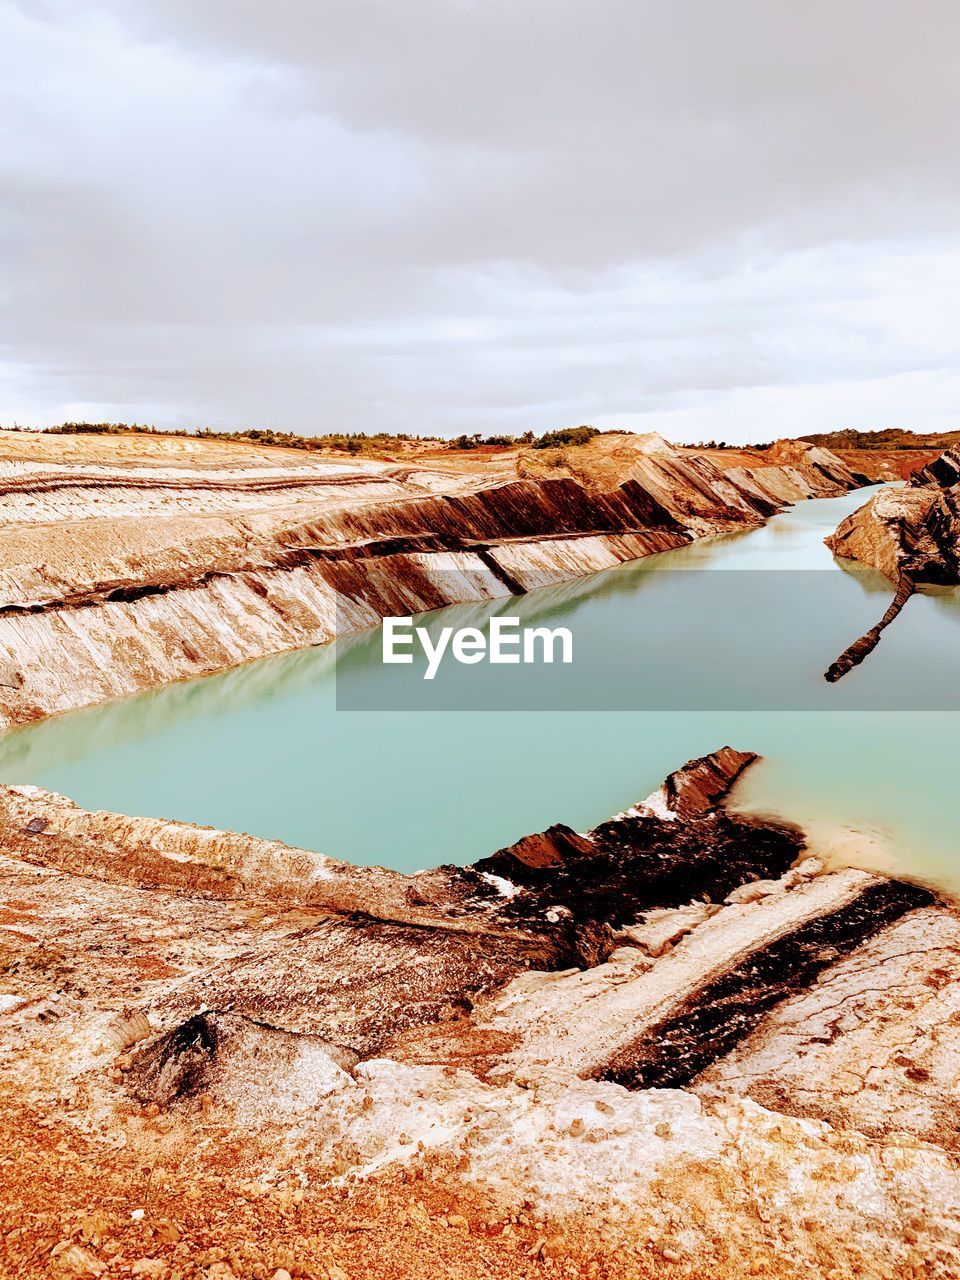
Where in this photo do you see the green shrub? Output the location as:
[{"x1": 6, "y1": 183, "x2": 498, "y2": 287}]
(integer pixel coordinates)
[{"x1": 531, "y1": 425, "x2": 600, "y2": 450}]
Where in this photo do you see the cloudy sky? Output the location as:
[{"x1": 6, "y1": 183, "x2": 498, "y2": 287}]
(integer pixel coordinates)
[{"x1": 3, "y1": 1, "x2": 960, "y2": 441}]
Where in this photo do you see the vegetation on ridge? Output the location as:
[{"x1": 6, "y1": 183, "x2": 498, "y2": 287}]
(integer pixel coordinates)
[
  {"x1": 801, "y1": 427, "x2": 960, "y2": 451},
  {"x1": 38, "y1": 422, "x2": 427, "y2": 456},
  {"x1": 22, "y1": 421, "x2": 610, "y2": 455}
]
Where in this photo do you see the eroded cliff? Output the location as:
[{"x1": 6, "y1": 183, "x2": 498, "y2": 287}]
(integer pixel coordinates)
[
  {"x1": 0, "y1": 750, "x2": 956, "y2": 1279},
  {"x1": 0, "y1": 430, "x2": 866, "y2": 727}
]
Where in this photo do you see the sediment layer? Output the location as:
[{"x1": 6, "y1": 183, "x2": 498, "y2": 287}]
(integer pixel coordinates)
[
  {"x1": 0, "y1": 749, "x2": 956, "y2": 1278},
  {"x1": 0, "y1": 429, "x2": 865, "y2": 727}
]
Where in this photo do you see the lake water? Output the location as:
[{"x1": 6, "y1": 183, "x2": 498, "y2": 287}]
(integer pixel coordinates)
[{"x1": 2, "y1": 485, "x2": 959, "y2": 891}]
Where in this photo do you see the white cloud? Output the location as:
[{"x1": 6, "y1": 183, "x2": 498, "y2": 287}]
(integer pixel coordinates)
[{"x1": 2, "y1": 0, "x2": 960, "y2": 439}]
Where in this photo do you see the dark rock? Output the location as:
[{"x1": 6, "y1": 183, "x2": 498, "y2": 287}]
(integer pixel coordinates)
[{"x1": 473, "y1": 750, "x2": 805, "y2": 938}]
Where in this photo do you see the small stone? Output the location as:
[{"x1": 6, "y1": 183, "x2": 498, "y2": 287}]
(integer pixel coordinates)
[
  {"x1": 792, "y1": 856, "x2": 824, "y2": 880},
  {"x1": 724, "y1": 879, "x2": 780, "y2": 905},
  {"x1": 654, "y1": 1122, "x2": 672, "y2": 1139},
  {"x1": 205, "y1": 1265, "x2": 236, "y2": 1280},
  {"x1": 567, "y1": 1118, "x2": 585, "y2": 1137},
  {"x1": 52, "y1": 1244, "x2": 105, "y2": 1276},
  {"x1": 447, "y1": 1214, "x2": 469, "y2": 1230},
  {"x1": 131, "y1": 1261, "x2": 167, "y2": 1278},
  {"x1": 130, "y1": 1208, "x2": 146, "y2": 1221},
  {"x1": 271, "y1": 1270, "x2": 293, "y2": 1280},
  {"x1": 80, "y1": 1211, "x2": 111, "y2": 1245}
]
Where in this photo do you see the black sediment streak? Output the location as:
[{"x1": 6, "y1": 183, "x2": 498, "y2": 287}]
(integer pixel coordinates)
[
  {"x1": 469, "y1": 750, "x2": 803, "y2": 952},
  {"x1": 596, "y1": 879, "x2": 933, "y2": 1090},
  {"x1": 473, "y1": 811, "x2": 805, "y2": 939},
  {"x1": 0, "y1": 475, "x2": 689, "y2": 618}
]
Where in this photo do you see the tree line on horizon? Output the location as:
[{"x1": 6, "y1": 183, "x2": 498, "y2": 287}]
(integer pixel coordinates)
[
  {"x1": 12, "y1": 421, "x2": 610, "y2": 454},
  {"x1": 4, "y1": 421, "x2": 956, "y2": 455}
]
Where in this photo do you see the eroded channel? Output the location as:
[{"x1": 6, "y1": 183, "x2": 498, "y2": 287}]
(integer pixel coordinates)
[{"x1": 1, "y1": 486, "x2": 959, "y2": 891}]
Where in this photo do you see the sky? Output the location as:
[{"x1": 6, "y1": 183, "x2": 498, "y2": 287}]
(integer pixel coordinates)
[{"x1": 2, "y1": 1, "x2": 960, "y2": 442}]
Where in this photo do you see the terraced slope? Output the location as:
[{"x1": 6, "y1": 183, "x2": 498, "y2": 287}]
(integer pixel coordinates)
[{"x1": 0, "y1": 429, "x2": 865, "y2": 727}]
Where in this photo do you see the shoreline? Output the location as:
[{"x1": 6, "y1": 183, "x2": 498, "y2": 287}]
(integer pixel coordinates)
[{"x1": 0, "y1": 430, "x2": 867, "y2": 731}]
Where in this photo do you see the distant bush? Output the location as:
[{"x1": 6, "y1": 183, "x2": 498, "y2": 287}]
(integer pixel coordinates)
[
  {"x1": 800, "y1": 427, "x2": 960, "y2": 451},
  {"x1": 50, "y1": 422, "x2": 184, "y2": 437},
  {"x1": 38, "y1": 421, "x2": 611, "y2": 455},
  {"x1": 531, "y1": 425, "x2": 600, "y2": 450},
  {"x1": 449, "y1": 433, "x2": 516, "y2": 450},
  {"x1": 42, "y1": 422, "x2": 434, "y2": 454}
]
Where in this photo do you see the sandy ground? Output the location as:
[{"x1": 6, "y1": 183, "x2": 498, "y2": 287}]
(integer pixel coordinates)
[{"x1": 0, "y1": 1098, "x2": 724, "y2": 1280}]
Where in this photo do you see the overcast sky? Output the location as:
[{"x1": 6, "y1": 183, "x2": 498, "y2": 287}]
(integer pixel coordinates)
[{"x1": 3, "y1": 1, "x2": 960, "y2": 441}]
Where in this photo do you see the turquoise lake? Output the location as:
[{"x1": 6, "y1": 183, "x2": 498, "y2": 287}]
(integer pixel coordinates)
[{"x1": 1, "y1": 485, "x2": 958, "y2": 890}]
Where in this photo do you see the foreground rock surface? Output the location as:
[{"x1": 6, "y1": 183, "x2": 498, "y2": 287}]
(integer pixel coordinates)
[
  {"x1": 0, "y1": 749, "x2": 956, "y2": 1278},
  {"x1": 824, "y1": 447, "x2": 960, "y2": 680},
  {"x1": 0, "y1": 429, "x2": 866, "y2": 727}
]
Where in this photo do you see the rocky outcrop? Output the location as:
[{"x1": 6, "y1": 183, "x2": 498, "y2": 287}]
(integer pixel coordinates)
[
  {"x1": 909, "y1": 447, "x2": 960, "y2": 489},
  {"x1": 470, "y1": 750, "x2": 805, "y2": 950},
  {"x1": 0, "y1": 430, "x2": 865, "y2": 727},
  {"x1": 825, "y1": 447, "x2": 960, "y2": 680},
  {"x1": 0, "y1": 749, "x2": 956, "y2": 1277}
]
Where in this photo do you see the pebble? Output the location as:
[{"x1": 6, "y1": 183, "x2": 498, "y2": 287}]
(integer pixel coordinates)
[{"x1": 51, "y1": 1243, "x2": 104, "y2": 1276}]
